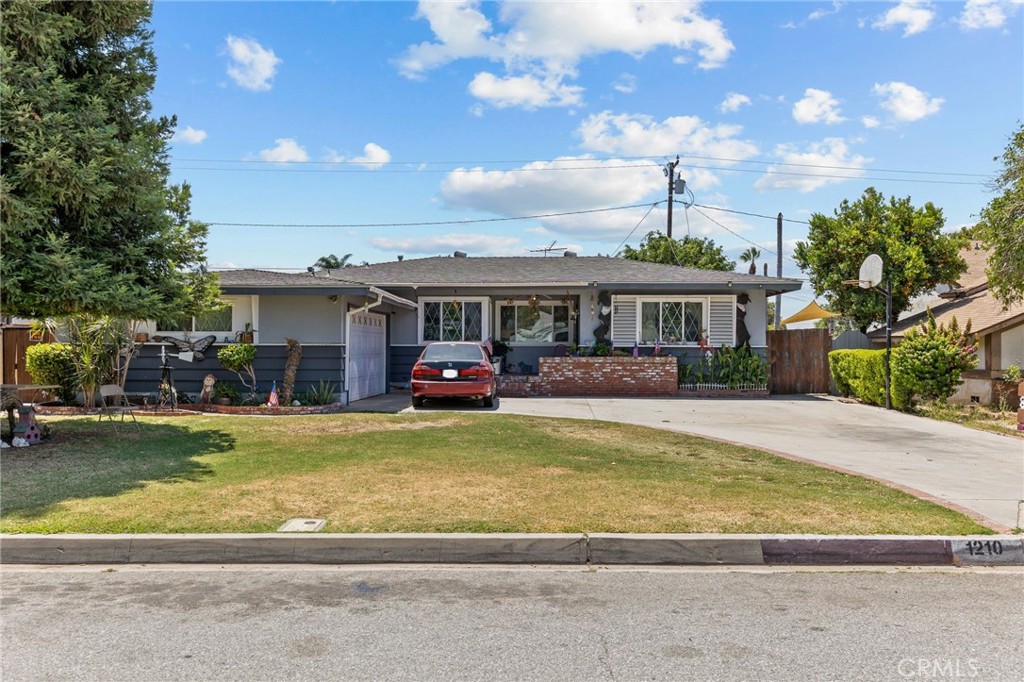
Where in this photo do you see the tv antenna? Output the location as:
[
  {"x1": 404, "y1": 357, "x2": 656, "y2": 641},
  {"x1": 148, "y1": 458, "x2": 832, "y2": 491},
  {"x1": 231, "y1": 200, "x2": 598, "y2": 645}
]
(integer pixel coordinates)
[{"x1": 529, "y1": 240, "x2": 567, "y2": 257}]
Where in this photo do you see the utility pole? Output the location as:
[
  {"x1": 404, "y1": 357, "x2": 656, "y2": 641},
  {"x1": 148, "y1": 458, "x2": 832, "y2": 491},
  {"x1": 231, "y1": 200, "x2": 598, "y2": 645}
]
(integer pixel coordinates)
[
  {"x1": 775, "y1": 212, "x2": 783, "y2": 329},
  {"x1": 665, "y1": 156, "x2": 680, "y2": 239}
]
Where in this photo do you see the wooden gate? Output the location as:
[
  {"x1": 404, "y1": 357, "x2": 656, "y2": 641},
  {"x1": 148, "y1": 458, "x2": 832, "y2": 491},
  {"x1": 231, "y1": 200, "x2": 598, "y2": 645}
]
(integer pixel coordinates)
[
  {"x1": 767, "y1": 328, "x2": 832, "y2": 394},
  {"x1": 1, "y1": 327, "x2": 51, "y2": 385}
]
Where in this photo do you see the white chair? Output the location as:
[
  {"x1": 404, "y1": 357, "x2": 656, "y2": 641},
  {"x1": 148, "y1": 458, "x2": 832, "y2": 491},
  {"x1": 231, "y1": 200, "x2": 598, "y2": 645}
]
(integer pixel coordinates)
[{"x1": 98, "y1": 384, "x2": 140, "y2": 431}]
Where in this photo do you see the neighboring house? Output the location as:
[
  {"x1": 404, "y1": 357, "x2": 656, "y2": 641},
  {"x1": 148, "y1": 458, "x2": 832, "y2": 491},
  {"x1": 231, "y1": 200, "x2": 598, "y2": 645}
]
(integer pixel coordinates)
[
  {"x1": 869, "y1": 244, "x2": 1024, "y2": 405},
  {"x1": 127, "y1": 253, "x2": 802, "y2": 403}
]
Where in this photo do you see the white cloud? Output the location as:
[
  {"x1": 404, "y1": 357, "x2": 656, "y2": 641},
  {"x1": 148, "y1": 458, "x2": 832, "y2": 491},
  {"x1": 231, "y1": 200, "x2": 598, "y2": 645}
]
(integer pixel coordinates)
[
  {"x1": 468, "y1": 71, "x2": 583, "y2": 109},
  {"x1": 173, "y1": 126, "x2": 207, "y2": 144},
  {"x1": 872, "y1": 81, "x2": 943, "y2": 122},
  {"x1": 872, "y1": 1, "x2": 935, "y2": 36},
  {"x1": 861, "y1": 115, "x2": 881, "y2": 128},
  {"x1": 755, "y1": 138, "x2": 869, "y2": 193},
  {"x1": 322, "y1": 143, "x2": 392, "y2": 168},
  {"x1": 352, "y1": 143, "x2": 392, "y2": 169},
  {"x1": 808, "y1": 1, "x2": 845, "y2": 21},
  {"x1": 719, "y1": 92, "x2": 751, "y2": 113},
  {"x1": 368, "y1": 233, "x2": 524, "y2": 256},
  {"x1": 792, "y1": 88, "x2": 845, "y2": 125},
  {"x1": 259, "y1": 138, "x2": 309, "y2": 163},
  {"x1": 576, "y1": 111, "x2": 759, "y2": 189},
  {"x1": 224, "y1": 36, "x2": 281, "y2": 91},
  {"x1": 398, "y1": 1, "x2": 733, "y2": 109},
  {"x1": 612, "y1": 73, "x2": 637, "y2": 94},
  {"x1": 959, "y1": 0, "x2": 1023, "y2": 29}
]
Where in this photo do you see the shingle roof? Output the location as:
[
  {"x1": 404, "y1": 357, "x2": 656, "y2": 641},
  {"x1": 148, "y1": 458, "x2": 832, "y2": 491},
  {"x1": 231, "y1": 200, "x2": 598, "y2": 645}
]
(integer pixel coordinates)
[
  {"x1": 873, "y1": 287, "x2": 1024, "y2": 339},
  {"x1": 326, "y1": 256, "x2": 803, "y2": 288},
  {"x1": 216, "y1": 269, "x2": 366, "y2": 288}
]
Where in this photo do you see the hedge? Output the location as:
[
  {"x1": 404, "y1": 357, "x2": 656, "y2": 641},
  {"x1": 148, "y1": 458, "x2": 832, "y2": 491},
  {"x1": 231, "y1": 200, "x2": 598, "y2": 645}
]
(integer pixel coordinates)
[
  {"x1": 24, "y1": 343, "x2": 77, "y2": 403},
  {"x1": 828, "y1": 349, "x2": 910, "y2": 410}
]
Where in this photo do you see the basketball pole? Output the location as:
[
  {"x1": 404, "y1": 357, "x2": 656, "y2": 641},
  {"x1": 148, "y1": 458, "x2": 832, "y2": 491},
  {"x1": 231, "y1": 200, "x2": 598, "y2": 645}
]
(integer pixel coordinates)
[{"x1": 883, "y1": 278, "x2": 892, "y2": 410}]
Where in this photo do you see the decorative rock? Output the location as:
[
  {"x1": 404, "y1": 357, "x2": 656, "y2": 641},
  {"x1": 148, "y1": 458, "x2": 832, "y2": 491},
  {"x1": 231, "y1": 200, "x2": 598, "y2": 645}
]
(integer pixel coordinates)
[
  {"x1": 292, "y1": 400, "x2": 301, "y2": 406},
  {"x1": 1, "y1": 441, "x2": 10, "y2": 449},
  {"x1": 11, "y1": 437, "x2": 30, "y2": 448}
]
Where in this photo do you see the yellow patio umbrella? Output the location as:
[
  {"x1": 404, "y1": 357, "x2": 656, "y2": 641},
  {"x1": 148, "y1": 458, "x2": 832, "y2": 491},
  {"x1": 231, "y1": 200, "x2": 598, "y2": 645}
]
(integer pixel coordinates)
[{"x1": 779, "y1": 300, "x2": 839, "y2": 327}]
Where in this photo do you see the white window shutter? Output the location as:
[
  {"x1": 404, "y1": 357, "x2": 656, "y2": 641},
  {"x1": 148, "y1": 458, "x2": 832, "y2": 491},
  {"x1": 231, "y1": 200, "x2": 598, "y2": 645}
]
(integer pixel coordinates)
[
  {"x1": 708, "y1": 296, "x2": 735, "y2": 346},
  {"x1": 610, "y1": 296, "x2": 637, "y2": 347}
]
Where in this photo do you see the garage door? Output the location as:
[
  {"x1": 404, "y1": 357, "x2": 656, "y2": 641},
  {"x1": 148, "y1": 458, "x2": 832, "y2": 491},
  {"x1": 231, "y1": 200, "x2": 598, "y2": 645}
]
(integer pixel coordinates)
[{"x1": 347, "y1": 311, "x2": 387, "y2": 402}]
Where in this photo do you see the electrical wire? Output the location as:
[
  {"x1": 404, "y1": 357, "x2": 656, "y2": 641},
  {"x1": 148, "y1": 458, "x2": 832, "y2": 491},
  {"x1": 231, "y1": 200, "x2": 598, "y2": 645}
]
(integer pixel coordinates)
[
  {"x1": 208, "y1": 202, "x2": 655, "y2": 228},
  {"x1": 689, "y1": 206, "x2": 777, "y2": 256},
  {"x1": 175, "y1": 162, "x2": 660, "y2": 175},
  {"x1": 171, "y1": 153, "x2": 990, "y2": 179},
  {"x1": 689, "y1": 203, "x2": 810, "y2": 225},
  {"x1": 611, "y1": 203, "x2": 660, "y2": 257}
]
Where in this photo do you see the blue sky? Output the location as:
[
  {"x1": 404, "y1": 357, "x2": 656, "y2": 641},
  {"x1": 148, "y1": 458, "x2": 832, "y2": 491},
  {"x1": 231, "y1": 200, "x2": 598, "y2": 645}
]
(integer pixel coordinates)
[{"x1": 152, "y1": 1, "x2": 1023, "y2": 315}]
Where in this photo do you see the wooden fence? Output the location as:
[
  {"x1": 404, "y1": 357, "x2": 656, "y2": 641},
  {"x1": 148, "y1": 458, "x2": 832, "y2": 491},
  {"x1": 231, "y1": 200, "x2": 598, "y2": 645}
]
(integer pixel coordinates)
[{"x1": 767, "y1": 328, "x2": 832, "y2": 394}]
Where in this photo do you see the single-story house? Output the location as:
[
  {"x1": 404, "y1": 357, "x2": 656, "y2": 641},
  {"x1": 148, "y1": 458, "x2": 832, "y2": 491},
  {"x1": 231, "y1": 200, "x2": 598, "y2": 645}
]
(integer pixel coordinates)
[
  {"x1": 126, "y1": 253, "x2": 803, "y2": 402},
  {"x1": 869, "y1": 244, "x2": 1024, "y2": 405}
]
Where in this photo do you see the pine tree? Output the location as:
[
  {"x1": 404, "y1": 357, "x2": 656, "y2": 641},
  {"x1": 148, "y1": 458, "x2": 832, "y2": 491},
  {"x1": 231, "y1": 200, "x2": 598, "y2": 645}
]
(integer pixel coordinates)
[{"x1": 1, "y1": 0, "x2": 219, "y2": 320}]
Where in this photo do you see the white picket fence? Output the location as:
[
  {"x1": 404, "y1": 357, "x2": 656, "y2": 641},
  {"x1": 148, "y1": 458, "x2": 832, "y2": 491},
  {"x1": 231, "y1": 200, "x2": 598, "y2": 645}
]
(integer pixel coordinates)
[{"x1": 680, "y1": 382, "x2": 768, "y2": 392}]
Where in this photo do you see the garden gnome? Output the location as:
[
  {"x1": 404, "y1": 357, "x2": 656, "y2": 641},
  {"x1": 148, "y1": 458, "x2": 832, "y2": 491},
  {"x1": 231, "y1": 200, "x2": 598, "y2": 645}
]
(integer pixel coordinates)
[{"x1": 199, "y1": 373, "x2": 217, "y2": 404}]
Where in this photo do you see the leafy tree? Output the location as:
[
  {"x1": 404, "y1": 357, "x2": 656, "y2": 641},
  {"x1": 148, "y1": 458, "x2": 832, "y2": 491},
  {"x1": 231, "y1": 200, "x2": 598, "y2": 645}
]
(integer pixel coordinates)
[
  {"x1": 621, "y1": 231, "x2": 735, "y2": 271},
  {"x1": 739, "y1": 246, "x2": 761, "y2": 275},
  {"x1": 793, "y1": 188, "x2": 967, "y2": 333},
  {"x1": 314, "y1": 253, "x2": 353, "y2": 270},
  {"x1": 976, "y1": 123, "x2": 1024, "y2": 307},
  {"x1": 1, "y1": 0, "x2": 219, "y2": 320}
]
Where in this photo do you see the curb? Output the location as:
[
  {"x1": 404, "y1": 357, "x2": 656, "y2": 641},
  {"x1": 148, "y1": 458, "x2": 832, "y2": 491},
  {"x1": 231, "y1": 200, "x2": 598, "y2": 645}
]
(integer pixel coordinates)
[{"x1": 2, "y1": 534, "x2": 1022, "y2": 567}]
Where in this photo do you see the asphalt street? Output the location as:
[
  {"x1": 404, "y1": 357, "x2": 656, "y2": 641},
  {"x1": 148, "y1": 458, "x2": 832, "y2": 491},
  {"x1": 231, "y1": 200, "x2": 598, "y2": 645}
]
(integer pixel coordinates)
[{"x1": 3, "y1": 565, "x2": 1022, "y2": 681}]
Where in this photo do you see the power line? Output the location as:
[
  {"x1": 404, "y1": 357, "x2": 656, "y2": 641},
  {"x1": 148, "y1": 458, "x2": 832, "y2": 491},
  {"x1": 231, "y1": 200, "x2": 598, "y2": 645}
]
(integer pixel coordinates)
[
  {"x1": 171, "y1": 153, "x2": 989, "y2": 179},
  {"x1": 175, "y1": 162, "x2": 660, "y2": 175},
  {"x1": 688, "y1": 206, "x2": 777, "y2": 256},
  {"x1": 612, "y1": 203, "x2": 660, "y2": 256},
  {"x1": 690, "y1": 203, "x2": 810, "y2": 225},
  {"x1": 207, "y1": 202, "x2": 655, "y2": 228}
]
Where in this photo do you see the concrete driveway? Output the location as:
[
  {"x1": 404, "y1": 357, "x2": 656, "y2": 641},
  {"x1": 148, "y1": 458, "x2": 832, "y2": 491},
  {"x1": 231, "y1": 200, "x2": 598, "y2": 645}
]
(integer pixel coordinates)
[{"x1": 487, "y1": 396, "x2": 1024, "y2": 531}]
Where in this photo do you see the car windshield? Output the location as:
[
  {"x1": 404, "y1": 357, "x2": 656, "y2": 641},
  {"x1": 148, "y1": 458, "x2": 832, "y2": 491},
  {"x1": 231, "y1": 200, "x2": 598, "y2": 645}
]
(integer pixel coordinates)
[{"x1": 421, "y1": 343, "x2": 484, "y2": 362}]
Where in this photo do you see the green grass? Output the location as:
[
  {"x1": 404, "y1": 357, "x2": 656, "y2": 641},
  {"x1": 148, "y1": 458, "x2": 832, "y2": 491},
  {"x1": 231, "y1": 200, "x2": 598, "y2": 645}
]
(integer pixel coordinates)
[
  {"x1": 0, "y1": 413, "x2": 991, "y2": 535},
  {"x1": 914, "y1": 400, "x2": 1023, "y2": 440}
]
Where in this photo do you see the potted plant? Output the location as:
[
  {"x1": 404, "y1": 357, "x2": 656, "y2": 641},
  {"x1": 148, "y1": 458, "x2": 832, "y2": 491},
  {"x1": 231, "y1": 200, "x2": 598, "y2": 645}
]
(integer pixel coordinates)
[
  {"x1": 211, "y1": 382, "x2": 240, "y2": 406},
  {"x1": 997, "y1": 364, "x2": 1022, "y2": 410}
]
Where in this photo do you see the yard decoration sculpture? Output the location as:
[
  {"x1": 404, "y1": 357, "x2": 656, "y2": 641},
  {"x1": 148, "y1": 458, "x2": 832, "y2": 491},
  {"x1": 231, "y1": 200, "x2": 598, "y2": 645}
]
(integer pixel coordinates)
[
  {"x1": 151, "y1": 335, "x2": 217, "y2": 361},
  {"x1": 13, "y1": 406, "x2": 42, "y2": 445},
  {"x1": 198, "y1": 373, "x2": 217, "y2": 404},
  {"x1": 735, "y1": 293, "x2": 751, "y2": 348},
  {"x1": 593, "y1": 291, "x2": 612, "y2": 342}
]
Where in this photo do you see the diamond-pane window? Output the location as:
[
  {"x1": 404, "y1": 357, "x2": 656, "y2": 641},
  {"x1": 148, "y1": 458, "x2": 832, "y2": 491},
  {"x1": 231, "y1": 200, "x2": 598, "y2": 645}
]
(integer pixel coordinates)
[
  {"x1": 463, "y1": 302, "x2": 482, "y2": 341},
  {"x1": 684, "y1": 302, "x2": 703, "y2": 342},
  {"x1": 441, "y1": 302, "x2": 462, "y2": 341},
  {"x1": 424, "y1": 302, "x2": 441, "y2": 341},
  {"x1": 662, "y1": 302, "x2": 683, "y2": 343}
]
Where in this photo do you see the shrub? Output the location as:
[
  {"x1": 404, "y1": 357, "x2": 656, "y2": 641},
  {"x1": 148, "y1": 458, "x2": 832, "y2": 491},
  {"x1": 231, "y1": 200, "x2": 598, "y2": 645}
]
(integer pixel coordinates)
[
  {"x1": 211, "y1": 381, "x2": 241, "y2": 404},
  {"x1": 829, "y1": 349, "x2": 890, "y2": 407},
  {"x1": 217, "y1": 343, "x2": 257, "y2": 392},
  {"x1": 301, "y1": 380, "x2": 337, "y2": 405},
  {"x1": 24, "y1": 343, "x2": 77, "y2": 402},
  {"x1": 891, "y1": 313, "x2": 977, "y2": 408},
  {"x1": 680, "y1": 345, "x2": 769, "y2": 387}
]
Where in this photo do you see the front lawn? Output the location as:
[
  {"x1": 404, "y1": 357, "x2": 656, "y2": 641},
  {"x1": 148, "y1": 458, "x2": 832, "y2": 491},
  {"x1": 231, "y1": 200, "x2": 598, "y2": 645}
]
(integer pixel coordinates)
[{"x1": 0, "y1": 413, "x2": 990, "y2": 534}]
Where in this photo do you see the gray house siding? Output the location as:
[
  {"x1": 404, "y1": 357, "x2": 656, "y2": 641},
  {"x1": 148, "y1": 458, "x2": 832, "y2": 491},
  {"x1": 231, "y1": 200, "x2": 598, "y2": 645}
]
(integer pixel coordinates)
[
  {"x1": 258, "y1": 295, "x2": 343, "y2": 344},
  {"x1": 125, "y1": 343, "x2": 345, "y2": 399}
]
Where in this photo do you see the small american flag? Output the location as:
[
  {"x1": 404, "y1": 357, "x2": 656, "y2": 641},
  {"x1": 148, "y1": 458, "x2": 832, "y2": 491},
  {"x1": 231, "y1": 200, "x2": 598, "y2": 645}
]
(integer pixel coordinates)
[{"x1": 267, "y1": 381, "x2": 279, "y2": 408}]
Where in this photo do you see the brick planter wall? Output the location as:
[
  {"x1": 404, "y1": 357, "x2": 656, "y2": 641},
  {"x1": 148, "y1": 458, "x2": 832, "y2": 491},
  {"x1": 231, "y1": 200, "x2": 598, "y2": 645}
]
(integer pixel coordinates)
[{"x1": 497, "y1": 356, "x2": 678, "y2": 398}]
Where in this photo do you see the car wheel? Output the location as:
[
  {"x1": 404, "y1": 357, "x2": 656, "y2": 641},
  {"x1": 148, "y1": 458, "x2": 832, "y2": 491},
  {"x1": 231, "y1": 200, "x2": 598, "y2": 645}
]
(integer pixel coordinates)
[
  {"x1": 412, "y1": 395, "x2": 425, "y2": 408},
  {"x1": 482, "y1": 391, "x2": 494, "y2": 408}
]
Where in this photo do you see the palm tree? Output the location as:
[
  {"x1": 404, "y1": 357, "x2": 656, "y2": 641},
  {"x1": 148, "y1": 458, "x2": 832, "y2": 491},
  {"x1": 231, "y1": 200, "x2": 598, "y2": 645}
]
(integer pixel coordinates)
[
  {"x1": 313, "y1": 253, "x2": 352, "y2": 270},
  {"x1": 739, "y1": 246, "x2": 761, "y2": 275}
]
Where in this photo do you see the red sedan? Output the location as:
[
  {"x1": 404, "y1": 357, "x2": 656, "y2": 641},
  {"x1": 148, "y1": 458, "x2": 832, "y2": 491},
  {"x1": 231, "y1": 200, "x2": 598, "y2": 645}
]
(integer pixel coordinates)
[{"x1": 410, "y1": 342, "x2": 497, "y2": 408}]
